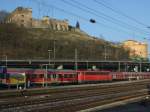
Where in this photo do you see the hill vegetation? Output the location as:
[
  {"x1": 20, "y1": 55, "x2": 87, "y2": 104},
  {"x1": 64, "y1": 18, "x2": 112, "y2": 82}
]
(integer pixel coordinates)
[{"x1": 0, "y1": 24, "x2": 130, "y2": 60}]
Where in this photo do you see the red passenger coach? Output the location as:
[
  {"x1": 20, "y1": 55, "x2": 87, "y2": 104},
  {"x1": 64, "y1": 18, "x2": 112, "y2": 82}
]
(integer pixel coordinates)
[
  {"x1": 26, "y1": 69, "x2": 78, "y2": 85},
  {"x1": 78, "y1": 71, "x2": 112, "y2": 83},
  {"x1": 48, "y1": 70, "x2": 78, "y2": 84},
  {"x1": 111, "y1": 72, "x2": 150, "y2": 80},
  {"x1": 26, "y1": 69, "x2": 45, "y2": 85}
]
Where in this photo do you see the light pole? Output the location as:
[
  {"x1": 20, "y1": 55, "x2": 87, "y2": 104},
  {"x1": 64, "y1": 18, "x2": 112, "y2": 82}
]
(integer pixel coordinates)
[
  {"x1": 48, "y1": 49, "x2": 52, "y2": 67},
  {"x1": 118, "y1": 61, "x2": 120, "y2": 72},
  {"x1": 139, "y1": 52, "x2": 142, "y2": 72},
  {"x1": 75, "y1": 48, "x2": 78, "y2": 72},
  {"x1": 86, "y1": 60, "x2": 88, "y2": 70},
  {"x1": 104, "y1": 45, "x2": 107, "y2": 61},
  {"x1": 45, "y1": 64, "x2": 48, "y2": 87},
  {"x1": 53, "y1": 39, "x2": 57, "y2": 69},
  {"x1": 3, "y1": 55, "x2": 7, "y2": 88},
  {"x1": 53, "y1": 40, "x2": 57, "y2": 60},
  {"x1": 3, "y1": 55, "x2": 7, "y2": 67},
  {"x1": 104, "y1": 44, "x2": 109, "y2": 61},
  {"x1": 46, "y1": 50, "x2": 52, "y2": 87}
]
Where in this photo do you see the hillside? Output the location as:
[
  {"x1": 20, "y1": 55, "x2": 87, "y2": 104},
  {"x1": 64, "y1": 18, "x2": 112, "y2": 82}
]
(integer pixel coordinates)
[{"x1": 0, "y1": 24, "x2": 129, "y2": 60}]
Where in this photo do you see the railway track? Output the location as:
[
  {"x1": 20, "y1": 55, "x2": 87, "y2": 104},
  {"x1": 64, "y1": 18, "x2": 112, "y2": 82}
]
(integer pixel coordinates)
[
  {"x1": 1, "y1": 89, "x2": 148, "y2": 112},
  {"x1": 0, "y1": 81, "x2": 148, "y2": 106},
  {"x1": 0, "y1": 79, "x2": 149, "y2": 99},
  {"x1": 0, "y1": 80, "x2": 150, "y2": 112}
]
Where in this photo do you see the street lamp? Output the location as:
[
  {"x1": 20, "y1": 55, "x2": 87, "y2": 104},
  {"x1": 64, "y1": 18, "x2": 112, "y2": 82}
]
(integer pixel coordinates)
[{"x1": 48, "y1": 49, "x2": 52, "y2": 67}]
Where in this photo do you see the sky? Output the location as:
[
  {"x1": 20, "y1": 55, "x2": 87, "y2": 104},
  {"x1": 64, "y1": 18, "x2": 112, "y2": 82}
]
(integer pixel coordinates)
[{"x1": 0, "y1": 0, "x2": 150, "y2": 43}]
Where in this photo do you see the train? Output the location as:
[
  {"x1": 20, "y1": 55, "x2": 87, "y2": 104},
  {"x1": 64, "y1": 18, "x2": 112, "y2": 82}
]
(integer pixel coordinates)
[
  {"x1": 1, "y1": 67, "x2": 150, "y2": 88},
  {"x1": 0, "y1": 67, "x2": 26, "y2": 88}
]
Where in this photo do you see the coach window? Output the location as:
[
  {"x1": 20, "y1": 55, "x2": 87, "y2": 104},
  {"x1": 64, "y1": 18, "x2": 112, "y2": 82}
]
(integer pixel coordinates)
[
  {"x1": 72, "y1": 74, "x2": 75, "y2": 77},
  {"x1": 68, "y1": 74, "x2": 71, "y2": 78},
  {"x1": 69, "y1": 74, "x2": 73, "y2": 78},
  {"x1": 39, "y1": 74, "x2": 43, "y2": 78},
  {"x1": 53, "y1": 74, "x2": 56, "y2": 78},
  {"x1": 64, "y1": 74, "x2": 67, "y2": 78},
  {"x1": 47, "y1": 74, "x2": 51, "y2": 78},
  {"x1": 0, "y1": 73, "x2": 4, "y2": 79},
  {"x1": 58, "y1": 74, "x2": 63, "y2": 78},
  {"x1": 21, "y1": 15, "x2": 24, "y2": 17},
  {"x1": 36, "y1": 74, "x2": 39, "y2": 78},
  {"x1": 5, "y1": 74, "x2": 9, "y2": 79},
  {"x1": 26, "y1": 74, "x2": 29, "y2": 78},
  {"x1": 31, "y1": 74, "x2": 35, "y2": 78}
]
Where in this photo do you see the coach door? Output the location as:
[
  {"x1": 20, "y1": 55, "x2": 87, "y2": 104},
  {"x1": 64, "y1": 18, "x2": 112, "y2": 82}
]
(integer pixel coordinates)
[{"x1": 51, "y1": 74, "x2": 59, "y2": 83}]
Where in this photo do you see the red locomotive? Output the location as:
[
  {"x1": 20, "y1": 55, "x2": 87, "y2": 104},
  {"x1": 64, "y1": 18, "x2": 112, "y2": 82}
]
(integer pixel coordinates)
[{"x1": 77, "y1": 70, "x2": 112, "y2": 83}]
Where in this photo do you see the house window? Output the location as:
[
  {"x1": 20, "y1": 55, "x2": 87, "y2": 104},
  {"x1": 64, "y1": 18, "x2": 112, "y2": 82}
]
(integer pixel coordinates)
[
  {"x1": 21, "y1": 20, "x2": 24, "y2": 23},
  {"x1": 21, "y1": 24, "x2": 24, "y2": 27}
]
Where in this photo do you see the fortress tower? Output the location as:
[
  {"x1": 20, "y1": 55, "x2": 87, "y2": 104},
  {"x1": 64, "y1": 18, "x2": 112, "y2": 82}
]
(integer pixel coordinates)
[{"x1": 6, "y1": 7, "x2": 32, "y2": 27}]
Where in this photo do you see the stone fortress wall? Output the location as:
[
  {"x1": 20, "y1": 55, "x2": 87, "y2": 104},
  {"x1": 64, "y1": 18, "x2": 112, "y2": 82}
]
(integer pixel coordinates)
[
  {"x1": 122, "y1": 40, "x2": 148, "y2": 59},
  {"x1": 6, "y1": 7, "x2": 69, "y2": 31}
]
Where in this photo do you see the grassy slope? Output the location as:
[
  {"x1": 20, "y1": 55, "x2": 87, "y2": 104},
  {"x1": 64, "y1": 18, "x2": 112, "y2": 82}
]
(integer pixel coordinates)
[{"x1": 0, "y1": 24, "x2": 129, "y2": 60}]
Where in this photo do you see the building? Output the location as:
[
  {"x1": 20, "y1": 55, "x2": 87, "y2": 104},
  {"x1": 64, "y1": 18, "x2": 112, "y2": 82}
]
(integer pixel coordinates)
[
  {"x1": 5, "y1": 7, "x2": 69, "y2": 31},
  {"x1": 6, "y1": 7, "x2": 32, "y2": 27},
  {"x1": 122, "y1": 40, "x2": 148, "y2": 59}
]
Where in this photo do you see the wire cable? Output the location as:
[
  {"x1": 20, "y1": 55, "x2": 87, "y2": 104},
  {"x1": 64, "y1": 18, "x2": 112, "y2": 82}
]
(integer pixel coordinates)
[
  {"x1": 68, "y1": 0, "x2": 149, "y2": 35},
  {"x1": 94, "y1": 0, "x2": 148, "y2": 27}
]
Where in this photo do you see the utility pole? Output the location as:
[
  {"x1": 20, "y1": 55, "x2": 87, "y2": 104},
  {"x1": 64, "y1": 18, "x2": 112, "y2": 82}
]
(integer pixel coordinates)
[
  {"x1": 3, "y1": 55, "x2": 7, "y2": 67},
  {"x1": 140, "y1": 61, "x2": 142, "y2": 72},
  {"x1": 86, "y1": 60, "x2": 89, "y2": 70},
  {"x1": 46, "y1": 50, "x2": 52, "y2": 87},
  {"x1": 53, "y1": 40, "x2": 56, "y2": 60},
  {"x1": 53, "y1": 39, "x2": 57, "y2": 69},
  {"x1": 48, "y1": 50, "x2": 52, "y2": 67},
  {"x1": 45, "y1": 64, "x2": 48, "y2": 87},
  {"x1": 104, "y1": 45, "x2": 107, "y2": 61},
  {"x1": 75, "y1": 48, "x2": 78, "y2": 71},
  {"x1": 139, "y1": 52, "x2": 142, "y2": 72},
  {"x1": 118, "y1": 61, "x2": 120, "y2": 72}
]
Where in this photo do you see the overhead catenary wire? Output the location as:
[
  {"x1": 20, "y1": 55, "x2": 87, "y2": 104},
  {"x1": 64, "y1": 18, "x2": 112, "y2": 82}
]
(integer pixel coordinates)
[
  {"x1": 94, "y1": 0, "x2": 149, "y2": 27},
  {"x1": 31, "y1": 0, "x2": 147, "y2": 39},
  {"x1": 66, "y1": 0, "x2": 149, "y2": 35}
]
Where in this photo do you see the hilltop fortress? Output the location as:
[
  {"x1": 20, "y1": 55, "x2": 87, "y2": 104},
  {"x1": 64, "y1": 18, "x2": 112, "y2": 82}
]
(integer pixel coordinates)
[
  {"x1": 3, "y1": 7, "x2": 148, "y2": 60},
  {"x1": 5, "y1": 7, "x2": 70, "y2": 31}
]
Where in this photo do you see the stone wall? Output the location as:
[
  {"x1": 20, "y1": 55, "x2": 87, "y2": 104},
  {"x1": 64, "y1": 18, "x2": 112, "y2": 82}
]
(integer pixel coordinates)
[
  {"x1": 122, "y1": 40, "x2": 148, "y2": 59},
  {"x1": 6, "y1": 7, "x2": 32, "y2": 27},
  {"x1": 32, "y1": 16, "x2": 69, "y2": 31},
  {"x1": 5, "y1": 7, "x2": 69, "y2": 31}
]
